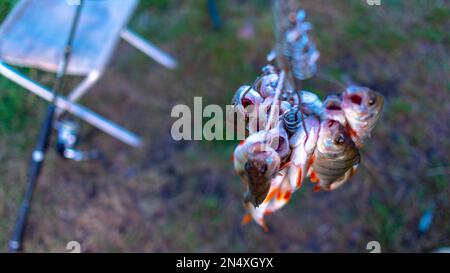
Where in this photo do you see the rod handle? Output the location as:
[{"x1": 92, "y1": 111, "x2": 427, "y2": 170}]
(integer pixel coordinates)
[{"x1": 9, "y1": 104, "x2": 55, "y2": 252}]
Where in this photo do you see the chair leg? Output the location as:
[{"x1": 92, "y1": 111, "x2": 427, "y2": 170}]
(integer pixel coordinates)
[
  {"x1": 121, "y1": 29, "x2": 178, "y2": 70},
  {"x1": 55, "y1": 70, "x2": 102, "y2": 117},
  {"x1": 0, "y1": 61, "x2": 142, "y2": 147}
]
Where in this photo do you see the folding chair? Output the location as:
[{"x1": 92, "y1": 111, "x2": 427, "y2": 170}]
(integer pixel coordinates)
[{"x1": 0, "y1": 0, "x2": 178, "y2": 147}]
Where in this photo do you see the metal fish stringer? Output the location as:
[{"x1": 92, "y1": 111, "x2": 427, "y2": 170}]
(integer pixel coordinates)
[{"x1": 232, "y1": 1, "x2": 384, "y2": 230}]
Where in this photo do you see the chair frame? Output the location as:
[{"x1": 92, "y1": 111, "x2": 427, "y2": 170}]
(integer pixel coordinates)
[{"x1": 0, "y1": 24, "x2": 177, "y2": 147}]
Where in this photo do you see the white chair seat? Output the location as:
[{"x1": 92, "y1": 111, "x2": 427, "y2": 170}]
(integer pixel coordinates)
[
  {"x1": 0, "y1": 0, "x2": 177, "y2": 146},
  {"x1": 0, "y1": 0, "x2": 138, "y2": 75}
]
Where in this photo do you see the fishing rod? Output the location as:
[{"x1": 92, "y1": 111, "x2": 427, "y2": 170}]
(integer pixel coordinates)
[{"x1": 9, "y1": 0, "x2": 85, "y2": 252}]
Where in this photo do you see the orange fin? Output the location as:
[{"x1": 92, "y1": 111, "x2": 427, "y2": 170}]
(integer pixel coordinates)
[
  {"x1": 310, "y1": 171, "x2": 319, "y2": 183},
  {"x1": 264, "y1": 188, "x2": 278, "y2": 204},
  {"x1": 242, "y1": 214, "x2": 252, "y2": 225},
  {"x1": 276, "y1": 190, "x2": 283, "y2": 201},
  {"x1": 314, "y1": 185, "x2": 321, "y2": 192},
  {"x1": 350, "y1": 165, "x2": 357, "y2": 178},
  {"x1": 306, "y1": 154, "x2": 315, "y2": 172},
  {"x1": 264, "y1": 210, "x2": 273, "y2": 216},
  {"x1": 296, "y1": 169, "x2": 303, "y2": 189},
  {"x1": 284, "y1": 191, "x2": 292, "y2": 201}
]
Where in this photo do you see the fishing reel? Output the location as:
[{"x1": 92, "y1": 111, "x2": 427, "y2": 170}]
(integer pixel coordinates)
[{"x1": 55, "y1": 119, "x2": 99, "y2": 161}]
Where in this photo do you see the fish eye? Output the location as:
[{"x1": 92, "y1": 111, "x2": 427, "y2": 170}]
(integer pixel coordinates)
[
  {"x1": 334, "y1": 135, "x2": 345, "y2": 145},
  {"x1": 244, "y1": 162, "x2": 252, "y2": 172},
  {"x1": 368, "y1": 97, "x2": 376, "y2": 106}
]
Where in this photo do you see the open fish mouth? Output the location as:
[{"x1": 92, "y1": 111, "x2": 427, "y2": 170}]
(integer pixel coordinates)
[
  {"x1": 349, "y1": 94, "x2": 363, "y2": 105},
  {"x1": 325, "y1": 100, "x2": 342, "y2": 111}
]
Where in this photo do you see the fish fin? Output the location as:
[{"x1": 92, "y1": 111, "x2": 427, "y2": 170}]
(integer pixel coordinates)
[
  {"x1": 264, "y1": 209, "x2": 273, "y2": 216},
  {"x1": 348, "y1": 168, "x2": 356, "y2": 180},
  {"x1": 351, "y1": 165, "x2": 358, "y2": 176},
  {"x1": 310, "y1": 171, "x2": 319, "y2": 183},
  {"x1": 329, "y1": 166, "x2": 357, "y2": 191},
  {"x1": 296, "y1": 169, "x2": 303, "y2": 189},
  {"x1": 314, "y1": 185, "x2": 321, "y2": 192},
  {"x1": 346, "y1": 124, "x2": 357, "y2": 138},
  {"x1": 346, "y1": 124, "x2": 363, "y2": 147},
  {"x1": 306, "y1": 154, "x2": 315, "y2": 172},
  {"x1": 242, "y1": 214, "x2": 252, "y2": 225},
  {"x1": 264, "y1": 188, "x2": 278, "y2": 204},
  {"x1": 276, "y1": 190, "x2": 283, "y2": 201},
  {"x1": 284, "y1": 191, "x2": 292, "y2": 201},
  {"x1": 280, "y1": 161, "x2": 292, "y2": 170}
]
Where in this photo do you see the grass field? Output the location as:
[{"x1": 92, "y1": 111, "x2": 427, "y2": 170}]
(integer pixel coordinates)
[{"x1": 0, "y1": 0, "x2": 449, "y2": 252}]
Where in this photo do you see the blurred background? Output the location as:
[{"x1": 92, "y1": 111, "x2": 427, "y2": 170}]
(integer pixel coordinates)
[{"x1": 0, "y1": 0, "x2": 449, "y2": 252}]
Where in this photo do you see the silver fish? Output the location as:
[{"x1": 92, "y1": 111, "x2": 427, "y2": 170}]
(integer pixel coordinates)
[
  {"x1": 341, "y1": 86, "x2": 384, "y2": 146},
  {"x1": 311, "y1": 119, "x2": 360, "y2": 191}
]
